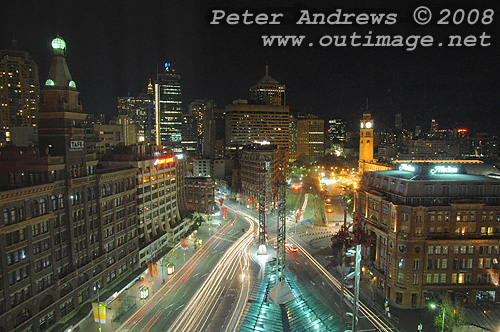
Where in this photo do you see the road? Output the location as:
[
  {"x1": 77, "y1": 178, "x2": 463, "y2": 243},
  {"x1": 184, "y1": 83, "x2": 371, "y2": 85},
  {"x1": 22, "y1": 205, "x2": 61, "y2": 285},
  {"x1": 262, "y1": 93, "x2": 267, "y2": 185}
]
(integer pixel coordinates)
[
  {"x1": 122, "y1": 184, "x2": 392, "y2": 332},
  {"x1": 118, "y1": 211, "x2": 253, "y2": 332},
  {"x1": 225, "y1": 195, "x2": 394, "y2": 332}
]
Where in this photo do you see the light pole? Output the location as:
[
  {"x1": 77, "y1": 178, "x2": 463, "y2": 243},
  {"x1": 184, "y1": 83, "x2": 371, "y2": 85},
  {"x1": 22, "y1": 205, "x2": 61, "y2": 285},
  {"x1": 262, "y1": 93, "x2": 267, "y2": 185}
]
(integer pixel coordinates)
[
  {"x1": 94, "y1": 282, "x2": 102, "y2": 332},
  {"x1": 431, "y1": 303, "x2": 445, "y2": 332}
]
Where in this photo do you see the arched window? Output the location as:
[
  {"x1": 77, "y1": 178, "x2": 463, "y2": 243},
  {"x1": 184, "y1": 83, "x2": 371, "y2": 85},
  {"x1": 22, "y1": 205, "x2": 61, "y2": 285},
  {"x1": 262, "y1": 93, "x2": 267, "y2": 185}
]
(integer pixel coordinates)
[
  {"x1": 114, "y1": 183, "x2": 118, "y2": 194},
  {"x1": 31, "y1": 200, "x2": 40, "y2": 217},
  {"x1": 18, "y1": 206, "x2": 24, "y2": 221},
  {"x1": 51, "y1": 195, "x2": 57, "y2": 211},
  {"x1": 60, "y1": 283, "x2": 73, "y2": 297},
  {"x1": 58, "y1": 194, "x2": 64, "y2": 208},
  {"x1": 106, "y1": 184, "x2": 111, "y2": 196},
  {"x1": 10, "y1": 208, "x2": 16, "y2": 223},
  {"x1": 15, "y1": 308, "x2": 32, "y2": 326},
  {"x1": 101, "y1": 185, "x2": 106, "y2": 197},
  {"x1": 3, "y1": 209, "x2": 9, "y2": 224},
  {"x1": 40, "y1": 198, "x2": 47, "y2": 215}
]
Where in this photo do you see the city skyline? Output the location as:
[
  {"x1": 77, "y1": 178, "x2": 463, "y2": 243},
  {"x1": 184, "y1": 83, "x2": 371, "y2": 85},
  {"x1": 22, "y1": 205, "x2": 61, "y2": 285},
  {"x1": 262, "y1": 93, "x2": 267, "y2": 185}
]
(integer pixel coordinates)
[{"x1": 1, "y1": 0, "x2": 499, "y2": 134}]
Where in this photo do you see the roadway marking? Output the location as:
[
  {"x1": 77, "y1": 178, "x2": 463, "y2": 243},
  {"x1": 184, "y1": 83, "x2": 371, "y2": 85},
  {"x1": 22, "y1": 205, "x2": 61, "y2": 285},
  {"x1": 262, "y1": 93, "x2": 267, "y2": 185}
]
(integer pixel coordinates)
[
  {"x1": 165, "y1": 303, "x2": 174, "y2": 309},
  {"x1": 175, "y1": 304, "x2": 185, "y2": 311}
]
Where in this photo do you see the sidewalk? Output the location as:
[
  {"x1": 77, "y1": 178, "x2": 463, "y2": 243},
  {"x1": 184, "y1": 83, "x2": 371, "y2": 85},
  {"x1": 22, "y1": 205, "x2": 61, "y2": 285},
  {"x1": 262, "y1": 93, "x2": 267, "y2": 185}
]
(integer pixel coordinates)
[{"x1": 75, "y1": 218, "x2": 222, "y2": 332}]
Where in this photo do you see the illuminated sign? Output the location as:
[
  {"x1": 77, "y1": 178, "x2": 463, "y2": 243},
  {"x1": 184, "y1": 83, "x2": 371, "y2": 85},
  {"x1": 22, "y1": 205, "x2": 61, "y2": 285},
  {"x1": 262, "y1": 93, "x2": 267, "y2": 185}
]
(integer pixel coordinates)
[
  {"x1": 430, "y1": 165, "x2": 459, "y2": 174},
  {"x1": 164, "y1": 62, "x2": 171, "y2": 68},
  {"x1": 457, "y1": 128, "x2": 467, "y2": 133},
  {"x1": 154, "y1": 157, "x2": 174, "y2": 165},
  {"x1": 70, "y1": 141, "x2": 84, "y2": 150},
  {"x1": 399, "y1": 164, "x2": 416, "y2": 172}
]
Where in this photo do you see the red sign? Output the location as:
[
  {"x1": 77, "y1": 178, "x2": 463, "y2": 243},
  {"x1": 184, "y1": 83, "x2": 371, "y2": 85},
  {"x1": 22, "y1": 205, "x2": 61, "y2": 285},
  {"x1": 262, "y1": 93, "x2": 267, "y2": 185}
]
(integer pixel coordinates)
[
  {"x1": 219, "y1": 198, "x2": 224, "y2": 206},
  {"x1": 147, "y1": 262, "x2": 157, "y2": 278},
  {"x1": 156, "y1": 157, "x2": 174, "y2": 165},
  {"x1": 222, "y1": 207, "x2": 228, "y2": 218},
  {"x1": 180, "y1": 238, "x2": 189, "y2": 249}
]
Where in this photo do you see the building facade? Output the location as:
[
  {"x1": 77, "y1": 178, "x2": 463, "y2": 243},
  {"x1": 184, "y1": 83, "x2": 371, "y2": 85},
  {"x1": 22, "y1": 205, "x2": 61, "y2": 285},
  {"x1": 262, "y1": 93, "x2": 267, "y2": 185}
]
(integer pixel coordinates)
[
  {"x1": 225, "y1": 100, "x2": 290, "y2": 152},
  {"x1": 0, "y1": 37, "x2": 139, "y2": 332},
  {"x1": 184, "y1": 177, "x2": 215, "y2": 214},
  {"x1": 240, "y1": 143, "x2": 287, "y2": 209},
  {"x1": 117, "y1": 92, "x2": 154, "y2": 143},
  {"x1": 154, "y1": 63, "x2": 182, "y2": 151},
  {"x1": 354, "y1": 163, "x2": 500, "y2": 308},
  {"x1": 0, "y1": 43, "x2": 39, "y2": 131},
  {"x1": 296, "y1": 117, "x2": 324, "y2": 163},
  {"x1": 248, "y1": 65, "x2": 285, "y2": 106}
]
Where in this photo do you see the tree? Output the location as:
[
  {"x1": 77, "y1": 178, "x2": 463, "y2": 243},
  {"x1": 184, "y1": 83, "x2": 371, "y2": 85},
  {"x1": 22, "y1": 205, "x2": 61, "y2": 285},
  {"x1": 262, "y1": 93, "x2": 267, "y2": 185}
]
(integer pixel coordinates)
[{"x1": 433, "y1": 298, "x2": 466, "y2": 332}]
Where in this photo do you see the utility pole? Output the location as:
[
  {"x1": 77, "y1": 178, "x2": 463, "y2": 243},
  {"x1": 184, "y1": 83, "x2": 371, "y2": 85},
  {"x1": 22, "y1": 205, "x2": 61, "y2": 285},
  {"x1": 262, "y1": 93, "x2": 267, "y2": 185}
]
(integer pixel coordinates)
[
  {"x1": 257, "y1": 161, "x2": 270, "y2": 255},
  {"x1": 269, "y1": 165, "x2": 293, "y2": 304}
]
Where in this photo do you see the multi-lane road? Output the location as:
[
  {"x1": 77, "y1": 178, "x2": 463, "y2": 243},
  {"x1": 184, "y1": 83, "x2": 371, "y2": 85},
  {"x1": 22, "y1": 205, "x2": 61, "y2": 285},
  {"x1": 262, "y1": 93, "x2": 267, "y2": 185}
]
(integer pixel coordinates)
[
  {"x1": 122, "y1": 183, "x2": 394, "y2": 332},
  {"x1": 118, "y1": 212, "x2": 255, "y2": 332}
]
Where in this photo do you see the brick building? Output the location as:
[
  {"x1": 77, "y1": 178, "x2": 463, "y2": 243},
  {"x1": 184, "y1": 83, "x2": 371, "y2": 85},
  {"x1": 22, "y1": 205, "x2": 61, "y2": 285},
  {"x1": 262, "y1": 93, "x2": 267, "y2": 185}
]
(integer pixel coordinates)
[{"x1": 354, "y1": 163, "x2": 500, "y2": 308}]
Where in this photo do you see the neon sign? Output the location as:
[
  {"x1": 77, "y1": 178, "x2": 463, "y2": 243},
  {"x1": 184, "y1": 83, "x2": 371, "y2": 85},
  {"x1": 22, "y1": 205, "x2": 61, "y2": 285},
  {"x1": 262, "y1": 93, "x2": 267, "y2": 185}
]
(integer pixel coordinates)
[
  {"x1": 155, "y1": 157, "x2": 174, "y2": 165},
  {"x1": 399, "y1": 164, "x2": 415, "y2": 172},
  {"x1": 430, "y1": 165, "x2": 458, "y2": 174}
]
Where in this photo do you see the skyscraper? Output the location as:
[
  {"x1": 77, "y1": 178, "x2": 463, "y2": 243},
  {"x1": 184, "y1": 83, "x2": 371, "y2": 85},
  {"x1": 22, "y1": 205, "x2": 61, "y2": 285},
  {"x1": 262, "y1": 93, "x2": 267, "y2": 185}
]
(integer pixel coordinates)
[
  {"x1": 225, "y1": 100, "x2": 290, "y2": 152},
  {"x1": 297, "y1": 116, "x2": 324, "y2": 162},
  {"x1": 117, "y1": 92, "x2": 154, "y2": 143},
  {"x1": 155, "y1": 63, "x2": 182, "y2": 150},
  {"x1": 188, "y1": 99, "x2": 216, "y2": 157},
  {"x1": 0, "y1": 40, "x2": 39, "y2": 130},
  {"x1": 328, "y1": 118, "x2": 347, "y2": 144},
  {"x1": 249, "y1": 65, "x2": 285, "y2": 106}
]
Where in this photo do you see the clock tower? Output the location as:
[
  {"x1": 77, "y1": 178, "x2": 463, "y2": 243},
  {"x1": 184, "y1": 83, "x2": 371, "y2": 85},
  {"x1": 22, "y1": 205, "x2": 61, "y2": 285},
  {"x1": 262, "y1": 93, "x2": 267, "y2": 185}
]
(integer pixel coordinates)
[{"x1": 359, "y1": 112, "x2": 374, "y2": 173}]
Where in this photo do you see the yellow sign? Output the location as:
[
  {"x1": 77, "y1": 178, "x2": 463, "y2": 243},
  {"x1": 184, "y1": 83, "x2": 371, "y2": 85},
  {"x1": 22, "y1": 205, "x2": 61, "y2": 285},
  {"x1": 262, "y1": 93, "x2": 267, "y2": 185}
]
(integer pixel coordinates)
[{"x1": 92, "y1": 302, "x2": 106, "y2": 324}]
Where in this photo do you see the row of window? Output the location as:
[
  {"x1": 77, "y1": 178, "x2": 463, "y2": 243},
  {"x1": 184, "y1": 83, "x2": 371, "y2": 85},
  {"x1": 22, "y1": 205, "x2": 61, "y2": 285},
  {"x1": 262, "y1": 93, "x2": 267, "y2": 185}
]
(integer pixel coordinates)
[
  {"x1": 3, "y1": 195, "x2": 65, "y2": 225},
  {"x1": 428, "y1": 245, "x2": 499, "y2": 255}
]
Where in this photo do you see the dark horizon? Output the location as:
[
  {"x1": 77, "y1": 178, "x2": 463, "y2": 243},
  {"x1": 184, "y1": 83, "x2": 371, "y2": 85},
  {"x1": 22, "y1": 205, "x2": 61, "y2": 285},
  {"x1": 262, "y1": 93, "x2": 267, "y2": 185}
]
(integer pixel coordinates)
[{"x1": 1, "y1": 0, "x2": 499, "y2": 135}]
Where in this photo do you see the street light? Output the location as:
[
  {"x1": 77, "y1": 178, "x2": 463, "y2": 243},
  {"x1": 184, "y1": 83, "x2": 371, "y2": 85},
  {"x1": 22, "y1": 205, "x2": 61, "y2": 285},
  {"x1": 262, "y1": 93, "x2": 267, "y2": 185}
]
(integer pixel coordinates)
[
  {"x1": 94, "y1": 282, "x2": 102, "y2": 332},
  {"x1": 430, "y1": 303, "x2": 445, "y2": 332}
]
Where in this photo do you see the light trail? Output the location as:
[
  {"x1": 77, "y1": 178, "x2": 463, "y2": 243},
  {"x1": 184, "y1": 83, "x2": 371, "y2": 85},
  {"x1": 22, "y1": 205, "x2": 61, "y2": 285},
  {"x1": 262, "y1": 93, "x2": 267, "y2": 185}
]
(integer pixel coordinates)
[
  {"x1": 118, "y1": 214, "x2": 238, "y2": 332},
  {"x1": 166, "y1": 213, "x2": 255, "y2": 332},
  {"x1": 290, "y1": 238, "x2": 395, "y2": 332}
]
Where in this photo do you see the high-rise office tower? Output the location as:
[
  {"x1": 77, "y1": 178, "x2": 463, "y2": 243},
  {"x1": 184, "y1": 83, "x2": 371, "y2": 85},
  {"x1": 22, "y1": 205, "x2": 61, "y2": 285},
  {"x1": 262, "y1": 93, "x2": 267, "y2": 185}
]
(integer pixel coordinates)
[
  {"x1": 117, "y1": 91, "x2": 154, "y2": 143},
  {"x1": 249, "y1": 65, "x2": 285, "y2": 106},
  {"x1": 225, "y1": 100, "x2": 290, "y2": 153},
  {"x1": 0, "y1": 40, "x2": 39, "y2": 129},
  {"x1": 328, "y1": 118, "x2": 347, "y2": 144},
  {"x1": 155, "y1": 63, "x2": 182, "y2": 150},
  {"x1": 297, "y1": 116, "x2": 324, "y2": 162},
  {"x1": 188, "y1": 99, "x2": 216, "y2": 157}
]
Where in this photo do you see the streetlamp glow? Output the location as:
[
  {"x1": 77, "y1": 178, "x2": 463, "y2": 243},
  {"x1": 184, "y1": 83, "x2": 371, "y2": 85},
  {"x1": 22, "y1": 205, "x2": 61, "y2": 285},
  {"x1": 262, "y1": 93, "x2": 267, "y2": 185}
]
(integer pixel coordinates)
[{"x1": 430, "y1": 303, "x2": 445, "y2": 332}]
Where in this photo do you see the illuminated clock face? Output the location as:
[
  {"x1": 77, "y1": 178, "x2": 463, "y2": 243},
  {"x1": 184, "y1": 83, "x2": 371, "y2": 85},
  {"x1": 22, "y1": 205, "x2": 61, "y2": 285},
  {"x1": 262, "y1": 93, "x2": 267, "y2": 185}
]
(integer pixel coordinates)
[
  {"x1": 360, "y1": 122, "x2": 364, "y2": 128},
  {"x1": 365, "y1": 121, "x2": 372, "y2": 129}
]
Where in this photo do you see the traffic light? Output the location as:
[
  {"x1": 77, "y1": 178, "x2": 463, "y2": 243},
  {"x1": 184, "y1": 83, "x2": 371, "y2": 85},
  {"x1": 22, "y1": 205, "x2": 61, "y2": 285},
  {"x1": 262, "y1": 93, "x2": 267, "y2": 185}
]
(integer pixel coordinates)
[{"x1": 385, "y1": 299, "x2": 389, "y2": 307}]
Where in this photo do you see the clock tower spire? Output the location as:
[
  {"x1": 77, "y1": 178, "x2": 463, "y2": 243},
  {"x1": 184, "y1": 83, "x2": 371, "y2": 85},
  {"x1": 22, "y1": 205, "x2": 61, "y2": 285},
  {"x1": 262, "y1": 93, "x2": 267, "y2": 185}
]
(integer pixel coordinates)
[{"x1": 359, "y1": 112, "x2": 374, "y2": 174}]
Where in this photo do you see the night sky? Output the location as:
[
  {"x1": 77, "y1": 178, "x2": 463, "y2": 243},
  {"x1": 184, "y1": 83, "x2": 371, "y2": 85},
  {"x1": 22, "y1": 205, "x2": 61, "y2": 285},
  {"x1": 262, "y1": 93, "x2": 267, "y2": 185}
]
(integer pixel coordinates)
[{"x1": 1, "y1": 0, "x2": 499, "y2": 134}]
